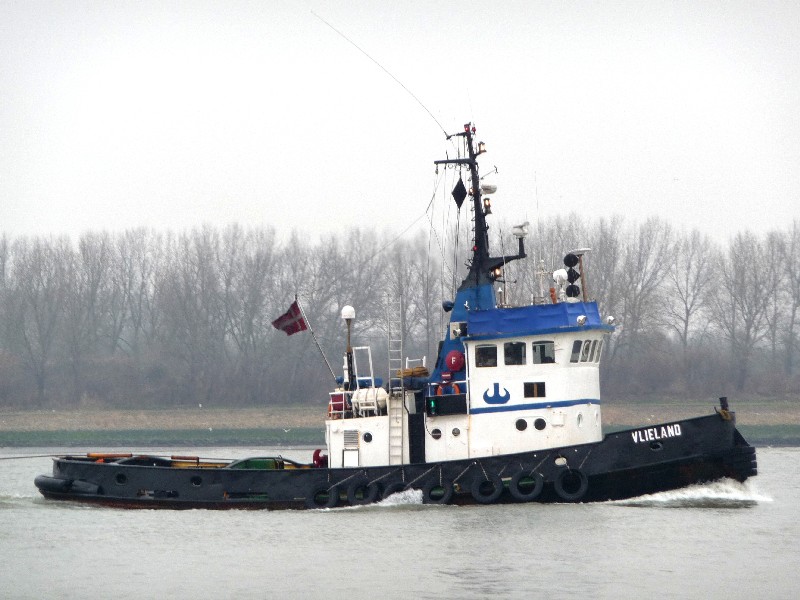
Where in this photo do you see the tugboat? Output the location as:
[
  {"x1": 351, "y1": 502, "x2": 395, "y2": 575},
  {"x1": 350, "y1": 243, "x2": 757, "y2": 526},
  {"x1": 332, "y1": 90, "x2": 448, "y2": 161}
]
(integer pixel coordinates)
[{"x1": 35, "y1": 123, "x2": 757, "y2": 509}]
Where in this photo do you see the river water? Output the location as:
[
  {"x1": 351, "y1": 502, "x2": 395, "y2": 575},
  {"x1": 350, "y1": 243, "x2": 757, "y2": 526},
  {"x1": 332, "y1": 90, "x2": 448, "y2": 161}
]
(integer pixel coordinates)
[{"x1": 0, "y1": 445, "x2": 796, "y2": 600}]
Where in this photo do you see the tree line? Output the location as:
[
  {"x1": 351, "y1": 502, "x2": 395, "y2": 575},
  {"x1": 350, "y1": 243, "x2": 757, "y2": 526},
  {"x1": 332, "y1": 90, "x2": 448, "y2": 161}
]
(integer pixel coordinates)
[{"x1": 0, "y1": 217, "x2": 798, "y2": 410}]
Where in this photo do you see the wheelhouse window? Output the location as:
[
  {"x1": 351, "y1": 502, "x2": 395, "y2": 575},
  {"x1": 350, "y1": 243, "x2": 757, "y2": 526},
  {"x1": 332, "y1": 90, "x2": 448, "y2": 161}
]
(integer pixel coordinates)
[
  {"x1": 475, "y1": 345, "x2": 498, "y2": 367},
  {"x1": 580, "y1": 340, "x2": 592, "y2": 362},
  {"x1": 524, "y1": 382, "x2": 546, "y2": 398},
  {"x1": 531, "y1": 341, "x2": 555, "y2": 364},
  {"x1": 594, "y1": 340, "x2": 603, "y2": 362},
  {"x1": 570, "y1": 340, "x2": 582, "y2": 363},
  {"x1": 504, "y1": 342, "x2": 526, "y2": 366}
]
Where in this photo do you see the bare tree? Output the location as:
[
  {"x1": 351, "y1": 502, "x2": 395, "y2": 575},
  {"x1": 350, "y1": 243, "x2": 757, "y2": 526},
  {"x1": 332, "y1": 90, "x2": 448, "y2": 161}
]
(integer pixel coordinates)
[
  {"x1": 663, "y1": 229, "x2": 718, "y2": 391},
  {"x1": 7, "y1": 237, "x2": 71, "y2": 404},
  {"x1": 226, "y1": 227, "x2": 279, "y2": 404},
  {"x1": 610, "y1": 218, "x2": 675, "y2": 356},
  {"x1": 780, "y1": 221, "x2": 800, "y2": 377},
  {"x1": 763, "y1": 231, "x2": 787, "y2": 368},
  {"x1": 711, "y1": 232, "x2": 771, "y2": 391},
  {"x1": 118, "y1": 228, "x2": 163, "y2": 357}
]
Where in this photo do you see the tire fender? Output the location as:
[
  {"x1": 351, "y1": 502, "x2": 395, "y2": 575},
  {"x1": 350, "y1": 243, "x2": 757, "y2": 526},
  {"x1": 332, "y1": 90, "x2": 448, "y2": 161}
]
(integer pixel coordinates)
[
  {"x1": 470, "y1": 472, "x2": 504, "y2": 504},
  {"x1": 554, "y1": 469, "x2": 588, "y2": 502},
  {"x1": 305, "y1": 484, "x2": 340, "y2": 509},
  {"x1": 347, "y1": 477, "x2": 380, "y2": 505},
  {"x1": 381, "y1": 481, "x2": 408, "y2": 500},
  {"x1": 422, "y1": 480, "x2": 454, "y2": 505},
  {"x1": 508, "y1": 471, "x2": 544, "y2": 502}
]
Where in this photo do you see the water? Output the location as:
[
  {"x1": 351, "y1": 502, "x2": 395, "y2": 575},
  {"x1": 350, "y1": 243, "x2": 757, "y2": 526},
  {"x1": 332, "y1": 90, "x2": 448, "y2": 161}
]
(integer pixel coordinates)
[{"x1": 1, "y1": 446, "x2": 796, "y2": 600}]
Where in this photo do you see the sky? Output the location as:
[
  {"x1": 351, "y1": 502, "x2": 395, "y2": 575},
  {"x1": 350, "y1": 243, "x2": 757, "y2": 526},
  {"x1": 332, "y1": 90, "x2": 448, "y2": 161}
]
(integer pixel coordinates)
[{"x1": 1, "y1": 1, "x2": 798, "y2": 245}]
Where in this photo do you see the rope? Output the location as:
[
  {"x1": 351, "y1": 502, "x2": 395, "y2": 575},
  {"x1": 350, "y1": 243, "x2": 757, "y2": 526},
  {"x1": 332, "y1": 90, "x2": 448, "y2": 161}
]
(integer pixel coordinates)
[
  {"x1": 310, "y1": 10, "x2": 451, "y2": 140},
  {"x1": 452, "y1": 461, "x2": 475, "y2": 484},
  {"x1": 526, "y1": 452, "x2": 551, "y2": 476},
  {"x1": 0, "y1": 454, "x2": 58, "y2": 461}
]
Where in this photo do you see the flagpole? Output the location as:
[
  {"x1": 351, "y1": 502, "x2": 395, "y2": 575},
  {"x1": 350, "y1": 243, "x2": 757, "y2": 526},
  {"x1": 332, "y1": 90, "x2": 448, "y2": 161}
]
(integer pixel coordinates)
[{"x1": 295, "y1": 296, "x2": 337, "y2": 382}]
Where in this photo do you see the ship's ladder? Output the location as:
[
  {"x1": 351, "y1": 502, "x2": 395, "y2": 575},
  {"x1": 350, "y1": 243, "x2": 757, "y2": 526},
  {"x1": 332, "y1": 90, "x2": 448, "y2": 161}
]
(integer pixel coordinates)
[
  {"x1": 351, "y1": 346, "x2": 376, "y2": 388},
  {"x1": 387, "y1": 391, "x2": 405, "y2": 465},
  {"x1": 386, "y1": 294, "x2": 405, "y2": 464},
  {"x1": 387, "y1": 293, "x2": 404, "y2": 392}
]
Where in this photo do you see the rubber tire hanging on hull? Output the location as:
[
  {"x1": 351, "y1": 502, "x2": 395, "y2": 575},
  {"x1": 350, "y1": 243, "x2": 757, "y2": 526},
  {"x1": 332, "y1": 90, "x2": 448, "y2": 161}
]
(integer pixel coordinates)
[
  {"x1": 305, "y1": 484, "x2": 340, "y2": 509},
  {"x1": 34, "y1": 475, "x2": 73, "y2": 494},
  {"x1": 508, "y1": 471, "x2": 545, "y2": 502},
  {"x1": 381, "y1": 482, "x2": 408, "y2": 500},
  {"x1": 554, "y1": 469, "x2": 588, "y2": 502},
  {"x1": 422, "y1": 480, "x2": 453, "y2": 505},
  {"x1": 347, "y1": 477, "x2": 380, "y2": 505},
  {"x1": 470, "y1": 473, "x2": 504, "y2": 504}
]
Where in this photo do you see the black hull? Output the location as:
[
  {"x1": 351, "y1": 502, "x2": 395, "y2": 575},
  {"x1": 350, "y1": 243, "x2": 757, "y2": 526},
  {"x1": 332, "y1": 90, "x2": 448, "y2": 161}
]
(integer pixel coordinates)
[{"x1": 35, "y1": 412, "x2": 756, "y2": 509}]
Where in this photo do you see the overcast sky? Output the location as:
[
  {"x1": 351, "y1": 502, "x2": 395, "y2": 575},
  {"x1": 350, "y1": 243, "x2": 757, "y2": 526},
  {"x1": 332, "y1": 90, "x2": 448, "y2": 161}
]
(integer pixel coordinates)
[{"x1": 1, "y1": 1, "x2": 798, "y2": 245}]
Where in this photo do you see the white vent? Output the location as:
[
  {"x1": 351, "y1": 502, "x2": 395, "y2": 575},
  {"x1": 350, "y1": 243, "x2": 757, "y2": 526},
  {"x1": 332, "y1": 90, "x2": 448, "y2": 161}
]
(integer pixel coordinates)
[{"x1": 344, "y1": 430, "x2": 359, "y2": 449}]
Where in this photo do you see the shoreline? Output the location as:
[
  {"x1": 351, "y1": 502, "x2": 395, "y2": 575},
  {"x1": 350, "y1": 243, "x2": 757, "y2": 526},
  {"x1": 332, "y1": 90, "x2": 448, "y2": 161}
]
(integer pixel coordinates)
[{"x1": 1, "y1": 399, "x2": 798, "y2": 447}]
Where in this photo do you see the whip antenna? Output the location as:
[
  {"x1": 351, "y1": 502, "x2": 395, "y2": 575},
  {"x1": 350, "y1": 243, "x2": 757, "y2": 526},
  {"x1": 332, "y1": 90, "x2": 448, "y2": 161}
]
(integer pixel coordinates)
[{"x1": 311, "y1": 10, "x2": 449, "y2": 138}]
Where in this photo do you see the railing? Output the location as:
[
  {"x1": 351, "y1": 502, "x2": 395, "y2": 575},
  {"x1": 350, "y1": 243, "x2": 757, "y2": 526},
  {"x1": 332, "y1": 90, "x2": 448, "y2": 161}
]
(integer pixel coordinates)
[
  {"x1": 327, "y1": 386, "x2": 390, "y2": 419},
  {"x1": 427, "y1": 379, "x2": 468, "y2": 397},
  {"x1": 327, "y1": 390, "x2": 353, "y2": 419},
  {"x1": 425, "y1": 379, "x2": 469, "y2": 417}
]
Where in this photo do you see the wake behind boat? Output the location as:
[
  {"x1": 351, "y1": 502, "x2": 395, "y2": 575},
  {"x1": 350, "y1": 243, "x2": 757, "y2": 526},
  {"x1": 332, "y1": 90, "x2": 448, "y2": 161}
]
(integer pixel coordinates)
[{"x1": 35, "y1": 123, "x2": 757, "y2": 509}]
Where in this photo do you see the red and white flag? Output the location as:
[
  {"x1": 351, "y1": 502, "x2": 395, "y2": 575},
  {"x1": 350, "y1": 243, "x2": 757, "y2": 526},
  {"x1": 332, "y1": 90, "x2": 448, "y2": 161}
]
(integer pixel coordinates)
[{"x1": 271, "y1": 300, "x2": 308, "y2": 336}]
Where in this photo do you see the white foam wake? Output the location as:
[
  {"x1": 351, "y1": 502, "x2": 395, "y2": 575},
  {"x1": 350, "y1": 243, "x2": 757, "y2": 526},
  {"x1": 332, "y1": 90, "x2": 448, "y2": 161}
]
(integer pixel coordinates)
[
  {"x1": 612, "y1": 478, "x2": 771, "y2": 508},
  {"x1": 329, "y1": 488, "x2": 424, "y2": 511},
  {"x1": 376, "y1": 488, "x2": 423, "y2": 507}
]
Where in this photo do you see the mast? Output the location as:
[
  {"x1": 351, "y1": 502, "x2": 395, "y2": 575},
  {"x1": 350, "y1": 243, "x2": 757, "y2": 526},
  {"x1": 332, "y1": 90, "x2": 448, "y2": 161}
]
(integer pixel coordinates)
[
  {"x1": 434, "y1": 123, "x2": 527, "y2": 299},
  {"x1": 427, "y1": 123, "x2": 528, "y2": 384}
]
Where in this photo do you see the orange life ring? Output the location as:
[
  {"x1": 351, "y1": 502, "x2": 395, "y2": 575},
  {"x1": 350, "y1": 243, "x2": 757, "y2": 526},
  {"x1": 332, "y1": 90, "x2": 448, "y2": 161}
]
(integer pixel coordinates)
[{"x1": 436, "y1": 383, "x2": 461, "y2": 396}]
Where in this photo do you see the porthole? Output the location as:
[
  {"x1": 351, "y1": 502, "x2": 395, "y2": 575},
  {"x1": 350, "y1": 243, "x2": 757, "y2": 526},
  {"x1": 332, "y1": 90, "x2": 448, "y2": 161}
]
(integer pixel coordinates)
[
  {"x1": 115, "y1": 473, "x2": 127, "y2": 485},
  {"x1": 363, "y1": 432, "x2": 373, "y2": 443},
  {"x1": 534, "y1": 418, "x2": 546, "y2": 431},
  {"x1": 650, "y1": 441, "x2": 663, "y2": 451},
  {"x1": 452, "y1": 428, "x2": 461, "y2": 437},
  {"x1": 431, "y1": 428, "x2": 442, "y2": 440},
  {"x1": 190, "y1": 476, "x2": 203, "y2": 487},
  {"x1": 516, "y1": 419, "x2": 527, "y2": 431}
]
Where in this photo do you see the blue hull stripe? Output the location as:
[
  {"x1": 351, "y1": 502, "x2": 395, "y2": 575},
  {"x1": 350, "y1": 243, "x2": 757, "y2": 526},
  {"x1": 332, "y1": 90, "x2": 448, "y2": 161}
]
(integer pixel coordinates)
[{"x1": 470, "y1": 398, "x2": 600, "y2": 414}]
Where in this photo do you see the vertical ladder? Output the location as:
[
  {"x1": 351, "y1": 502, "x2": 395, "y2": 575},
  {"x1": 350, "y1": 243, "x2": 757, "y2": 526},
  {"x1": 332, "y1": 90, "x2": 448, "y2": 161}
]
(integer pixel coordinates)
[
  {"x1": 387, "y1": 293, "x2": 403, "y2": 392},
  {"x1": 387, "y1": 392, "x2": 404, "y2": 464},
  {"x1": 386, "y1": 293, "x2": 404, "y2": 464}
]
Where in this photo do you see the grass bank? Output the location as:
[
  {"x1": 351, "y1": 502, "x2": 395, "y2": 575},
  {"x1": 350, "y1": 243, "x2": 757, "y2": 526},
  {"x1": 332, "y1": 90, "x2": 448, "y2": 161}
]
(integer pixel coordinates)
[
  {"x1": 0, "y1": 427, "x2": 324, "y2": 448},
  {"x1": 1, "y1": 396, "x2": 798, "y2": 447}
]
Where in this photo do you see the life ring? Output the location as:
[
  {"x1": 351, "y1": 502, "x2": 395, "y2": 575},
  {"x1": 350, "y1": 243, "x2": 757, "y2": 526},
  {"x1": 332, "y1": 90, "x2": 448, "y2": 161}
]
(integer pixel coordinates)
[
  {"x1": 347, "y1": 477, "x2": 380, "y2": 505},
  {"x1": 554, "y1": 468, "x2": 588, "y2": 502},
  {"x1": 508, "y1": 471, "x2": 544, "y2": 502},
  {"x1": 381, "y1": 481, "x2": 408, "y2": 500},
  {"x1": 470, "y1": 472, "x2": 504, "y2": 504},
  {"x1": 312, "y1": 449, "x2": 328, "y2": 468},
  {"x1": 435, "y1": 383, "x2": 461, "y2": 396},
  {"x1": 305, "y1": 484, "x2": 340, "y2": 509},
  {"x1": 422, "y1": 480, "x2": 454, "y2": 504}
]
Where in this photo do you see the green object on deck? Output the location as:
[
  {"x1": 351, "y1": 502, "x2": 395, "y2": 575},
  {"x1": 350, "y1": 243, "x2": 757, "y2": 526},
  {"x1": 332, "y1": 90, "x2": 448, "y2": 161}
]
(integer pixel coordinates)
[{"x1": 228, "y1": 458, "x2": 280, "y2": 470}]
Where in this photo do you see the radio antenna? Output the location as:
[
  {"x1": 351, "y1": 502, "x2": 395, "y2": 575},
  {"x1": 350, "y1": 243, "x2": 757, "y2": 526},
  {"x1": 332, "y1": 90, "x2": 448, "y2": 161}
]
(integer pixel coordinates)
[{"x1": 311, "y1": 10, "x2": 450, "y2": 139}]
